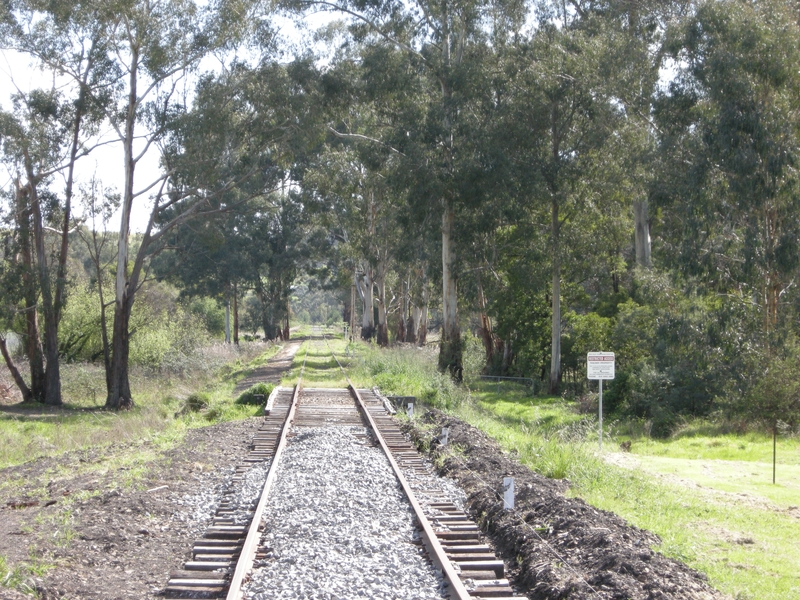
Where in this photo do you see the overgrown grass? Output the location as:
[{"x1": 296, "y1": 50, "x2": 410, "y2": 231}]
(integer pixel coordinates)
[
  {"x1": 0, "y1": 342, "x2": 278, "y2": 471},
  {"x1": 336, "y1": 341, "x2": 800, "y2": 600},
  {"x1": 347, "y1": 343, "x2": 469, "y2": 409}
]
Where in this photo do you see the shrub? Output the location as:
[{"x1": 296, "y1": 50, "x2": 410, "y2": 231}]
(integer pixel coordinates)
[
  {"x1": 235, "y1": 382, "x2": 274, "y2": 405},
  {"x1": 188, "y1": 297, "x2": 226, "y2": 338},
  {"x1": 184, "y1": 392, "x2": 210, "y2": 412}
]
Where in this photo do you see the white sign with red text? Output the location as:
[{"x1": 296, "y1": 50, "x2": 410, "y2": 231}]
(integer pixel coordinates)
[{"x1": 587, "y1": 352, "x2": 615, "y2": 380}]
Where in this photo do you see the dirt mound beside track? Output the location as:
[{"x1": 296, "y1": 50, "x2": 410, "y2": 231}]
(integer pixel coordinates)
[{"x1": 403, "y1": 409, "x2": 724, "y2": 600}]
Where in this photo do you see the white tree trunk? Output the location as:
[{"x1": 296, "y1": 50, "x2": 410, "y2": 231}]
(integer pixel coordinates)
[
  {"x1": 440, "y1": 203, "x2": 462, "y2": 378},
  {"x1": 418, "y1": 279, "x2": 429, "y2": 346},
  {"x1": 408, "y1": 304, "x2": 420, "y2": 344},
  {"x1": 375, "y1": 263, "x2": 388, "y2": 347},
  {"x1": 634, "y1": 199, "x2": 651, "y2": 268}
]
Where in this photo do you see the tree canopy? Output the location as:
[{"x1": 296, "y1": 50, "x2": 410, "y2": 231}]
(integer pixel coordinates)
[{"x1": 2, "y1": 0, "x2": 800, "y2": 433}]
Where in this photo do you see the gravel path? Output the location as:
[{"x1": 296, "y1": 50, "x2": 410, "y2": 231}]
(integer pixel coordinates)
[{"x1": 243, "y1": 426, "x2": 448, "y2": 600}]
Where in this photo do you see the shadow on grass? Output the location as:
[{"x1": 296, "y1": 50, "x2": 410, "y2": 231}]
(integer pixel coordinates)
[
  {"x1": 0, "y1": 402, "x2": 132, "y2": 419},
  {"x1": 473, "y1": 392, "x2": 587, "y2": 436}
]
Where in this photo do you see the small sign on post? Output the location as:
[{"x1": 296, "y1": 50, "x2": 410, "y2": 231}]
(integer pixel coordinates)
[
  {"x1": 440, "y1": 427, "x2": 450, "y2": 446},
  {"x1": 407, "y1": 403, "x2": 414, "y2": 418},
  {"x1": 587, "y1": 352, "x2": 615, "y2": 451},
  {"x1": 502, "y1": 477, "x2": 515, "y2": 510}
]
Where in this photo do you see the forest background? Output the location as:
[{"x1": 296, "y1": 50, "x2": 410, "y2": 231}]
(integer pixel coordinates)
[{"x1": 2, "y1": 0, "x2": 800, "y2": 439}]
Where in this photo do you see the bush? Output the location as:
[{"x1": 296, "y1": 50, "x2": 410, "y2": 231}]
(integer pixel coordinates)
[
  {"x1": 235, "y1": 382, "x2": 274, "y2": 405},
  {"x1": 184, "y1": 392, "x2": 210, "y2": 412},
  {"x1": 188, "y1": 297, "x2": 226, "y2": 338}
]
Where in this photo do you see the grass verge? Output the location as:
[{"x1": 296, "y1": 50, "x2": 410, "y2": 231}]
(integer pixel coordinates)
[
  {"x1": 337, "y1": 340, "x2": 800, "y2": 600},
  {"x1": 0, "y1": 341, "x2": 281, "y2": 471}
]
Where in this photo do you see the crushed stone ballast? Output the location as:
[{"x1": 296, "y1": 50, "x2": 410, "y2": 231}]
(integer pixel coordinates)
[{"x1": 164, "y1": 335, "x2": 521, "y2": 600}]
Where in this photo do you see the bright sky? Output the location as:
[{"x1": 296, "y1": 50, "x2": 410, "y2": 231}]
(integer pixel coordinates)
[{"x1": 0, "y1": 10, "x2": 335, "y2": 232}]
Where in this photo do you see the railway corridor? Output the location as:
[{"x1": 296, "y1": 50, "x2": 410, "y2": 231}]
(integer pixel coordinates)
[{"x1": 165, "y1": 338, "x2": 519, "y2": 600}]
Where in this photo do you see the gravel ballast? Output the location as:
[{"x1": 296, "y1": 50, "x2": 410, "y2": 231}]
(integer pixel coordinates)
[{"x1": 243, "y1": 426, "x2": 447, "y2": 600}]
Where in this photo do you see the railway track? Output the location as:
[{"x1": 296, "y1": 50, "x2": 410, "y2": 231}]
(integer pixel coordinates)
[{"x1": 164, "y1": 334, "x2": 519, "y2": 600}]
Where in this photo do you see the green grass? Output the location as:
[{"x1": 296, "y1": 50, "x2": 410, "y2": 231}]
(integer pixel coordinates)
[
  {"x1": 459, "y1": 403, "x2": 800, "y2": 599},
  {"x1": 281, "y1": 339, "x2": 350, "y2": 388},
  {"x1": 619, "y1": 420, "x2": 800, "y2": 464},
  {"x1": 1, "y1": 552, "x2": 54, "y2": 594},
  {"x1": 0, "y1": 343, "x2": 278, "y2": 471},
  {"x1": 628, "y1": 455, "x2": 800, "y2": 507},
  {"x1": 331, "y1": 341, "x2": 800, "y2": 600}
]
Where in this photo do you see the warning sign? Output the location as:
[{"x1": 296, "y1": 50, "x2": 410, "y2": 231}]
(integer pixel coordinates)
[{"x1": 587, "y1": 352, "x2": 615, "y2": 380}]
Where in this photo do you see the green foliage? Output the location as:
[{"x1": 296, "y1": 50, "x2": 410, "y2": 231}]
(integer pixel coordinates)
[
  {"x1": 235, "y1": 382, "x2": 275, "y2": 405},
  {"x1": 740, "y1": 341, "x2": 800, "y2": 430},
  {"x1": 347, "y1": 343, "x2": 469, "y2": 410},
  {"x1": 561, "y1": 311, "x2": 613, "y2": 374},
  {"x1": 188, "y1": 297, "x2": 226, "y2": 338},
  {"x1": 184, "y1": 392, "x2": 210, "y2": 412}
]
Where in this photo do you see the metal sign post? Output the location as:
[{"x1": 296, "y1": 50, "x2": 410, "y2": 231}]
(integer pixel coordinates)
[{"x1": 587, "y1": 352, "x2": 615, "y2": 451}]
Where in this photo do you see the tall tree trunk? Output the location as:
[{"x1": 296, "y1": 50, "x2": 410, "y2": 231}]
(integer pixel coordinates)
[
  {"x1": 15, "y1": 183, "x2": 45, "y2": 402},
  {"x1": 439, "y1": 202, "x2": 462, "y2": 380},
  {"x1": 476, "y1": 273, "x2": 494, "y2": 365},
  {"x1": 359, "y1": 269, "x2": 375, "y2": 340},
  {"x1": 407, "y1": 305, "x2": 418, "y2": 344},
  {"x1": 0, "y1": 334, "x2": 31, "y2": 401},
  {"x1": 501, "y1": 338, "x2": 512, "y2": 374},
  {"x1": 225, "y1": 300, "x2": 231, "y2": 343},
  {"x1": 349, "y1": 274, "x2": 357, "y2": 342},
  {"x1": 633, "y1": 199, "x2": 651, "y2": 268},
  {"x1": 233, "y1": 281, "x2": 239, "y2": 345},
  {"x1": 26, "y1": 176, "x2": 61, "y2": 406},
  {"x1": 397, "y1": 276, "x2": 408, "y2": 343},
  {"x1": 418, "y1": 277, "x2": 429, "y2": 346},
  {"x1": 108, "y1": 296, "x2": 133, "y2": 408},
  {"x1": 106, "y1": 47, "x2": 139, "y2": 409},
  {"x1": 375, "y1": 263, "x2": 389, "y2": 347},
  {"x1": 549, "y1": 198, "x2": 561, "y2": 395}
]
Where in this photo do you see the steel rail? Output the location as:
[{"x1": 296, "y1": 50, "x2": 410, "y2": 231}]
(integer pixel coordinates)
[
  {"x1": 322, "y1": 333, "x2": 472, "y2": 600},
  {"x1": 225, "y1": 342, "x2": 309, "y2": 600}
]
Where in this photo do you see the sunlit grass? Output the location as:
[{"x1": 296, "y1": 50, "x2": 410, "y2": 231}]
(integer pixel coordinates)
[
  {"x1": 330, "y1": 342, "x2": 800, "y2": 600},
  {"x1": 282, "y1": 337, "x2": 350, "y2": 388},
  {"x1": 0, "y1": 343, "x2": 276, "y2": 470},
  {"x1": 620, "y1": 421, "x2": 800, "y2": 465}
]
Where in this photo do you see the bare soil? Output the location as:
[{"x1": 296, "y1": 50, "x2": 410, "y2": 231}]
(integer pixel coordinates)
[
  {"x1": 0, "y1": 417, "x2": 262, "y2": 599},
  {"x1": 0, "y1": 342, "x2": 304, "y2": 600},
  {"x1": 402, "y1": 409, "x2": 727, "y2": 600}
]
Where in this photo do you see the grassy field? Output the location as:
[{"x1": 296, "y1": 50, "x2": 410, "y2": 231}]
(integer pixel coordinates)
[
  {"x1": 0, "y1": 342, "x2": 282, "y2": 471},
  {"x1": 459, "y1": 384, "x2": 800, "y2": 600},
  {"x1": 326, "y1": 338, "x2": 800, "y2": 600}
]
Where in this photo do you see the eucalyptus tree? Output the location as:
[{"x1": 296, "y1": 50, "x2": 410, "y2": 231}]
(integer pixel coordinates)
[
  {"x1": 162, "y1": 57, "x2": 327, "y2": 348},
  {"x1": 569, "y1": 0, "x2": 695, "y2": 268},
  {"x1": 497, "y1": 6, "x2": 623, "y2": 392},
  {"x1": 156, "y1": 209, "x2": 248, "y2": 343},
  {"x1": 654, "y1": 0, "x2": 800, "y2": 336},
  {"x1": 285, "y1": 0, "x2": 520, "y2": 378},
  {"x1": 0, "y1": 2, "x2": 113, "y2": 404},
  {"x1": 2, "y1": 0, "x2": 258, "y2": 407}
]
